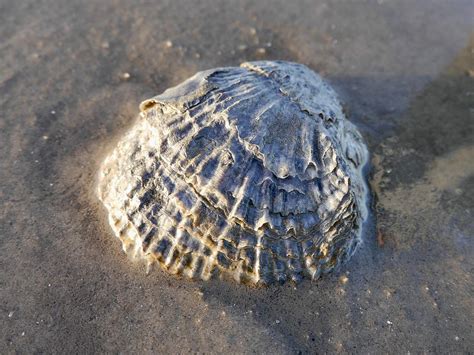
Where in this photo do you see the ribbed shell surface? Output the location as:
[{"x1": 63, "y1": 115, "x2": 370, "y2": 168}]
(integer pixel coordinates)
[{"x1": 98, "y1": 61, "x2": 369, "y2": 285}]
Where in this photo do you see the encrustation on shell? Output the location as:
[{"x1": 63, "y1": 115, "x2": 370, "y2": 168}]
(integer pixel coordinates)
[{"x1": 98, "y1": 60, "x2": 370, "y2": 285}]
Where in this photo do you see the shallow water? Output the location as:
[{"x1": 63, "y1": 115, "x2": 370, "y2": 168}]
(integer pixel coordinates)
[{"x1": 1, "y1": 0, "x2": 473, "y2": 353}]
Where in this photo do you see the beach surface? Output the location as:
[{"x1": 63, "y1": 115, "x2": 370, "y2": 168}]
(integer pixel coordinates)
[{"x1": 1, "y1": 0, "x2": 473, "y2": 353}]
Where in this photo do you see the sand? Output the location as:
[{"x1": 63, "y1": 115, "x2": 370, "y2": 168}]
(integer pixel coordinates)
[{"x1": 1, "y1": 0, "x2": 473, "y2": 353}]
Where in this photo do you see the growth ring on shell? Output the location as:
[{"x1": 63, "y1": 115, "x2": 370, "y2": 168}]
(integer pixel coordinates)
[{"x1": 98, "y1": 60, "x2": 370, "y2": 285}]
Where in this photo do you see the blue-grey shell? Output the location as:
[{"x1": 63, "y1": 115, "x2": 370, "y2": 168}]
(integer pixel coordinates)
[{"x1": 98, "y1": 61, "x2": 369, "y2": 285}]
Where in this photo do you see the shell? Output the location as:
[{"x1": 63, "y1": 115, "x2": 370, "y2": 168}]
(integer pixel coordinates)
[{"x1": 98, "y1": 61, "x2": 370, "y2": 285}]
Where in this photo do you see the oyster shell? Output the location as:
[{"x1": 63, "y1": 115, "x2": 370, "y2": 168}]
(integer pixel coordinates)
[{"x1": 98, "y1": 61, "x2": 370, "y2": 285}]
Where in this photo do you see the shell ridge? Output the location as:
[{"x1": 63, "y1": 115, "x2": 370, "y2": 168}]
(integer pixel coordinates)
[
  {"x1": 148, "y1": 107, "x2": 343, "y2": 238},
  {"x1": 241, "y1": 61, "x2": 343, "y2": 122},
  {"x1": 149, "y1": 144, "x2": 323, "y2": 241}
]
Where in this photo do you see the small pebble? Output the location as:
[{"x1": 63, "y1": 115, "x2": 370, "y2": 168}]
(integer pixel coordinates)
[
  {"x1": 249, "y1": 27, "x2": 257, "y2": 36},
  {"x1": 164, "y1": 40, "x2": 173, "y2": 48},
  {"x1": 275, "y1": 319, "x2": 280, "y2": 324},
  {"x1": 387, "y1": 320, "x2": 393, "y2": 325},
  {"x1": 121, "y1": 72, "x2": 131, "y2": 80},
  {"x1": 101, "y1": 41, "x2": 109, "y2": 49},
  {"x1": 256, "y1": 47, "x2": 266, "y2": 55},
  {"x1": 42, "y1": 135, "x2": 48, "y2": 140},
  {"x1": 8, "y1": 311, "x2": 14, "y2": 318}
]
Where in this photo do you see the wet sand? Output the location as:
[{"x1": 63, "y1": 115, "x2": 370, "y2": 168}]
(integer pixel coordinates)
[{"x1": 1, "y1": 0, "x2": 473, "y2": 353}]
